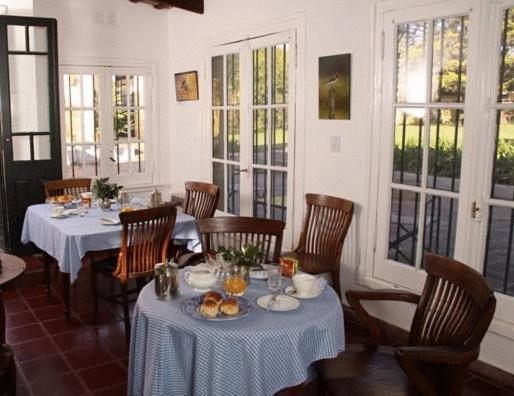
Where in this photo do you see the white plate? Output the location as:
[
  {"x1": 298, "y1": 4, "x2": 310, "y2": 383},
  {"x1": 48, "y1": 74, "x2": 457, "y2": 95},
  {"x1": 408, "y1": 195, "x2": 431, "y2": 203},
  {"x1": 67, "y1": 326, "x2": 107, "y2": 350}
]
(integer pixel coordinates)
[
  {"x1": 285, "y1": 285, "x2": 323, "y2": 299},
  {"x1": 63, "y1": 209, "x2": 78, "y2": 216},
  {"x1": 50, "y1": 213, "x2": 69, "y2": 219},
  {"x1": 249, "y1": 264, "x2": 277, "y2": 280},
  {"x1": 101, "y1": 218, "x2": 121, "y2": 226},
  {"x1": 257, "y1": 294, "x2": 300, "y2": 311}
]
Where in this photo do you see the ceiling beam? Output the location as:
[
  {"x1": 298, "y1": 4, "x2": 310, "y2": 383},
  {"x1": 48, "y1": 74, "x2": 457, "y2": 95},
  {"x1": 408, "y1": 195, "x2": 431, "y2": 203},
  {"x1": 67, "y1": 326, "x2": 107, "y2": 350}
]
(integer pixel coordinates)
[{"x1": 128, "y1": 0, "x2": 204, "y2": 14}]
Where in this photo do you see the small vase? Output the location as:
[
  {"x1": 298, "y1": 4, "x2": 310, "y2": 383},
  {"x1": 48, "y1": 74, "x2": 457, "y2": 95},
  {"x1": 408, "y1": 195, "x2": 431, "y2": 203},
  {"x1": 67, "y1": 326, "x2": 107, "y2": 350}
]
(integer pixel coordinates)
[{"x1": 99, "y1": 198, "x2": 112, "y2": 211}]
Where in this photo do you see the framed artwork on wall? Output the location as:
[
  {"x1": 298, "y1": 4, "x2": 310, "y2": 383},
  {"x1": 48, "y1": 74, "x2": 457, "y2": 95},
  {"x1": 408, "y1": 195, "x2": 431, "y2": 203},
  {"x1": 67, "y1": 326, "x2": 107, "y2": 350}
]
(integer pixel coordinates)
[
  {"x1": 174, "y1": 71, "x2": 199, "y2": 101},
  {"x1": 319, "y1": 54, "x2": 351, "y2": 120}
]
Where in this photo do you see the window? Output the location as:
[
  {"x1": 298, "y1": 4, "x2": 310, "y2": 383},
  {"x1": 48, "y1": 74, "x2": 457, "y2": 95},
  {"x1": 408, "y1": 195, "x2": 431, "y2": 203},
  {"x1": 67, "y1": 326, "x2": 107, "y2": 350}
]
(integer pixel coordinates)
[{"x1": 60, "y1": 66, "x2": 151, "y2": 183}]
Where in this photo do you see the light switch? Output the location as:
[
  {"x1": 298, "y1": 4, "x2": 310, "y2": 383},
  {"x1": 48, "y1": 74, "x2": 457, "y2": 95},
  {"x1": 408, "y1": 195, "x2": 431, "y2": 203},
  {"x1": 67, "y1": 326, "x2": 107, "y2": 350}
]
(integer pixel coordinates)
[{"x1": 330, "y1": 135, "x2": 341, "y2": 153}]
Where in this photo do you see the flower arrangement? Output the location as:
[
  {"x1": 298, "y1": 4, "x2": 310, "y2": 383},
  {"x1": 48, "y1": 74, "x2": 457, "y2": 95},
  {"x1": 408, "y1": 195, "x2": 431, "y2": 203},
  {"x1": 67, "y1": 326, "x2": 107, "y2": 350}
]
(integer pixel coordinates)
[
  {"x1": 92, "y1": 177, "x2": 123, "y2": 200},
  {"x1": 217, "y1": 245, "x2": 265, "y2": 269}
]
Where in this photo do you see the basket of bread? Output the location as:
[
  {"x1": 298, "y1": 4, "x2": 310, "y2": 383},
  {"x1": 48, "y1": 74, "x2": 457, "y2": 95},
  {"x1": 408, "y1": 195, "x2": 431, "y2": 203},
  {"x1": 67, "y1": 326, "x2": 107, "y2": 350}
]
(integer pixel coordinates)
[{"x1": 182, "y1": 291, "x2": 251, "y2": 321}]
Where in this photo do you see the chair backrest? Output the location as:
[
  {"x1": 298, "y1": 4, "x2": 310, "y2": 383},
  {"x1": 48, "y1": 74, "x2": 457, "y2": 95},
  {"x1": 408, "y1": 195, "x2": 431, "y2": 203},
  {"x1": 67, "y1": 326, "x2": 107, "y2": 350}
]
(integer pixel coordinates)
[
  {"x1": 198, "y1": 216, "x2": 285, "y2": 263},
  {"x1": 409, "y1": 254, "x2": 496, "y2": 349},
  {"x1": 114, "y1": 205, "x2": 177, "y2": 281},
  {"x1": 296, "y1": 193, "x2": 354, "y2": 265},
  {"x1": 44, "y1": 178, "x2": 91, "y2": 198},
  {"x1": 184, "y1": 181, "x2": 220, "y2": 220}
]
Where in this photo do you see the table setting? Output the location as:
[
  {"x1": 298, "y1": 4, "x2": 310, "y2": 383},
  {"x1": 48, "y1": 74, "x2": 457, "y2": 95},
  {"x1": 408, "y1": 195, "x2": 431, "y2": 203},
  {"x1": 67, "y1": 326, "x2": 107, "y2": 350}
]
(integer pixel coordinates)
[{"x1": 128, "y1": 247, "x2": 345, "y2": 396}]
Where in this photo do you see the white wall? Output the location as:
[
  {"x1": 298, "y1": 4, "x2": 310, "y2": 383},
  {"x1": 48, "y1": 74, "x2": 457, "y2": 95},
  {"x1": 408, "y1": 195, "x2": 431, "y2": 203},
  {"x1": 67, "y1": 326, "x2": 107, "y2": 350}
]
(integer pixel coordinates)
[
  {"x1": 0, "y1": 0, "x2": 32, "y2": 16},
  {"x1": 33, "y1": 0, "x2": 172, "y2": 195}
]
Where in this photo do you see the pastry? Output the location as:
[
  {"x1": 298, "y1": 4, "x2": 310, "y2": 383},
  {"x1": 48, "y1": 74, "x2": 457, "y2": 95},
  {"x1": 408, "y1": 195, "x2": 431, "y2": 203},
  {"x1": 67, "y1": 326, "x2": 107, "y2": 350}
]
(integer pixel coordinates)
[
  {"x1": 199, "y1": 299, "x2": 219, "y2": 317},
  {"x1": 203, "y1": 291, "x2": 223, "y2": 307},
  {"x1": 220, "y1": 298, "x2": 240, "y2": 316}
]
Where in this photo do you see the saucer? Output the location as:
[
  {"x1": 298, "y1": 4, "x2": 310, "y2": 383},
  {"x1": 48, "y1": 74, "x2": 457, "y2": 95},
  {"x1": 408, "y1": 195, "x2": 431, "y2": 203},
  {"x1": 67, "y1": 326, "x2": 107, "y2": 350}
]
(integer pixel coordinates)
[
  {"x1": 50, "y1": 213, "x2": 69, "y2": 219},
  {"x1": 257, "y1": 294, "x2": 300, "y2": 311},
  {"x1": 285, "y1": 285, "x2": 323, "y2": 299},
  {"x1": 101, "y1": 218, "x2": 121, "y2": 226}
]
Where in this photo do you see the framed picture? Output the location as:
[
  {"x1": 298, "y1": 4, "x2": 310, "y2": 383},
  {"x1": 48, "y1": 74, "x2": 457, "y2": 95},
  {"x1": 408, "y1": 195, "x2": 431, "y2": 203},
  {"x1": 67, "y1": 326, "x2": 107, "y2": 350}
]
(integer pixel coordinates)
[
  {"x1": 174, "y1": 71, "x2": 199, "y2": 101},
  {"x1": 319, "y1": 54, "x2": 351, "y2": 120}
]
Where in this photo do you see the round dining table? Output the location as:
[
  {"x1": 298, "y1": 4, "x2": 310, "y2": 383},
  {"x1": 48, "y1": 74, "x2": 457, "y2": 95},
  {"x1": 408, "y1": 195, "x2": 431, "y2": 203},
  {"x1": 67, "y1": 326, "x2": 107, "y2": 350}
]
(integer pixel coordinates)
[{"x1": 128, "y1": 270, "x2": 345, "y2": 396}]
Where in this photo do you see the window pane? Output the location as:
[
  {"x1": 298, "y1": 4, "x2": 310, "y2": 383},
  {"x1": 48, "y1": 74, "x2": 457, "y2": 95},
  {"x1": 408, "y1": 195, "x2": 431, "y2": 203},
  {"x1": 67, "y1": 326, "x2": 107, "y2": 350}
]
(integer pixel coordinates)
[
  {"x1": 113, "y1": 75, "x2": 128, "y2": 106},
  {"x1": 271, "y1": 108, "x2": 287, "y2": 167},
  {"x1": 484, "y1": 206, "x2": 514, "y2": 296},
  {"x1": 427, "y1": 109, "x2": 463, "y2": 192},
  {"x1": 271, "y1": 170, "x2": 287, "y2": 222},
  {"x1": 227, "y1": 165, "x2": 240, "y2": 215},
  {"x1": 63, "y1": 75, "x2": 71, "y2": 108},
  {"x1": 253, "y1": 47, "x2": 268, "y2": 105},
  {"x1": 212, "y1": 110, "x2": 224, "y2": 159},
  {"x1": 131, "y1": 142, "x2": 145, "y2": 173},
  {"x1": 226, "y1": 54, "x2": 240, "y2": 106},
  {"x1": 396, "y1": 22, "x2": 427, "y2": 103},
  {"x1": 491, "y1": 110, "x2": 514, "y2": 200},
  {"x1": 83, "y1": 110, "x2": 96, "y2": 143},
  {"x1": 70, "y1": 74, "x2": 81, "y2": 108},
  {"x1": 28, "y1": 26, "x2": 47, "y2": 52},
  {"x1": 253, "y1": 109, "x2": 267, "y2": 165},
  {"x1": 114, "y1": 110, "x2": 128, "y2": 140},
  {"x1": 499, "y1": 8, "x2": 514, "y2": 103},
  {"x1": 388, "y1": 189, "x2": 420, "y2": 266},
  {"x1": 82, "y1": 74, "x2": 95, "y2": 108},
  {"x1": 393, "y1": 108, "x2": 424, "y2": 186},
  {"x1": 33, "y1": 135, "x2": 51, "y2": 160},
  {"x1": 69, "y1": 146, "x2": 83, "y2": 176},
  {"x1": 70, "y1": 111, "x2": 82, "y2": 143},
  {"x1": 83, "y1": 145, "x2": 99, "y2": 176},
  {"x1": 7, "y1": 25, "x2": 25, "y2": 52},
  {"x1": 128, "y1": 110, "x2": 137, "y2": 139},
  {"x1": 213, "y1": 162, "x2": 224, "y2": 211},
  {"x1": 133, "y1": 109, "x2": 145, "y2": 140},
  {"x1": 272, "y1": 44, "x2": 288, "y2": 105},
  {"x1": 227, "y1": 110, "x2": 240, "y2": 161},
  {"x1": 423, "y1": 195, "x2": 458, "y2": 261},
  {"x1": 431, "y1": 16, "x2": 468, "y2": 102},
  {"x1": 12, "y1": 136, "x2": 31, "y2": 161},
  {"x1": 114, "y1": 143, "x2": 129, "y2": 175},
  {"x1": 253, "y1": 168, "x2": 267, "y2": 218},
  {"x1": 9, "y1": 54, "x2": 50, "y2": 132},
  {"x1": 212, "y1": 56, "x2": 224, "y2": 106}
]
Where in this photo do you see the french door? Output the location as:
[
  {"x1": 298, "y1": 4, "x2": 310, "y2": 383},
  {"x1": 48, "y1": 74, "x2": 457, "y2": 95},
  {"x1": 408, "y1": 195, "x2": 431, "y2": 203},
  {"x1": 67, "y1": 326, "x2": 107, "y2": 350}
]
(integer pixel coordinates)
[
  {"x1": 373, "y1": 0, "x2": 514, "y2": 328},
  {"x1": 207, "y1": 31, "x2": 296, "y2": 246}
]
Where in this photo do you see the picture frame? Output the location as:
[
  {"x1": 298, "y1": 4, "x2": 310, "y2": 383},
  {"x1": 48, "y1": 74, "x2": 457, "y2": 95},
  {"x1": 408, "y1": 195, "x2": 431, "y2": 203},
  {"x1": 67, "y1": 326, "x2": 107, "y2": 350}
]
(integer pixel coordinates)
[
  {"x1": 174, "y1": 70, "x2": 199, "y2": 101},
  {"x1": 319, "y1": 54, "x2": 351, "y2": 120}
]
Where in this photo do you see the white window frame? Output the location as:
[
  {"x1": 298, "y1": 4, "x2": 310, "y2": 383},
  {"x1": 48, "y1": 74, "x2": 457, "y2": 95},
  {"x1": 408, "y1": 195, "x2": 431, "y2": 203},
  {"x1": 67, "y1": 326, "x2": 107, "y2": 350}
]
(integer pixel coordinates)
[{"x1": 59, "y1": 60, "x2": 155, "y2": 187}]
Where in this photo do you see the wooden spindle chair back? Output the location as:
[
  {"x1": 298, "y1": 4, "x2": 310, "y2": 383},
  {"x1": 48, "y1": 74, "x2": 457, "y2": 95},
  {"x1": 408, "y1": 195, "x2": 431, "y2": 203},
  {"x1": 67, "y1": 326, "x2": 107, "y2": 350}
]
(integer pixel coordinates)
[
  {"x1": 113, "y1": 205, "x2": 177, "y2": 282},
  {"x1": 409, "y1": 254, "x2": 496, "y2": 349},
  {"x1": 296, "y1": 194, "x2": 354, "y2": 266},
  {"x1": 198, "y1": 217, "x2": 285, "y2": 263},
  {"x1": 44, "y1": 178, "x2": 91, "y2": 198},
  {"x1": 184, "y1": 181, "x2": 219, "y2": 220}
]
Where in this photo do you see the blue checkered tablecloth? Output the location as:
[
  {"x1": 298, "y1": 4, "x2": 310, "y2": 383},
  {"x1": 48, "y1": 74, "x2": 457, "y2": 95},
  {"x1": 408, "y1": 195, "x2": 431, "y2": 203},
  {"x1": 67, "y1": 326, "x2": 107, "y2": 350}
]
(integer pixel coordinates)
[
  {"x1": 128, "y1": 273, "x2": 345, "y2": 396},
  {"x1": 21, "y1": 204, "x2": 201, "y2": 282}
]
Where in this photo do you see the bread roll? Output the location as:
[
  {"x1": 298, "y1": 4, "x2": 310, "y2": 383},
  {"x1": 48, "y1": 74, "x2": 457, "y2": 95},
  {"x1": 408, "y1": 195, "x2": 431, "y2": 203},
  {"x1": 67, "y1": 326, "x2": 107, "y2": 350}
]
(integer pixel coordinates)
[
  {"x1": 220, "y1": 298, "x2": 240, "y2": 316},
  {"x1": 203, "y1": 291, "x2": 223, "y2": 307},
  {"x1": 199, "y1": 299, "x2": 219, "y2": 317}
]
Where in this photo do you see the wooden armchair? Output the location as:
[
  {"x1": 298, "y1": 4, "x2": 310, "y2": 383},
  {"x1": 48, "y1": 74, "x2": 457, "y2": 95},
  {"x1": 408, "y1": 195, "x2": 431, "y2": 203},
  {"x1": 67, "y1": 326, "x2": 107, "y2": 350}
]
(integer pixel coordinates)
[
  {"x1": 44, "y1": 178, "x2": 91, "y2": 198},
  {"x1": 184, "y1": 181, "x2": 220, "y2": 220},
  {"x1": 318, "y1": 254, "x2": 497, "y2": 396},
  {"x1": 283, "y1": 193, "x2": 353, "y2": 297},
  {"x1": 179, "y1": 216, "x2": 285, "y2": 267},
  {"x1": 91, "y1": 205, "x2": 177, "y2": 343}
]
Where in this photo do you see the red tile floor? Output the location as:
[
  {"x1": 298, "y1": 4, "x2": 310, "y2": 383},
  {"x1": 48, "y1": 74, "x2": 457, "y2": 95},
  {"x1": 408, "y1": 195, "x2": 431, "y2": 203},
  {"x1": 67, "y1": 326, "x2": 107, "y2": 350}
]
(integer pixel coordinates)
[{"x1": 5, "y1": 255, "x2": 514, "y2": 396}]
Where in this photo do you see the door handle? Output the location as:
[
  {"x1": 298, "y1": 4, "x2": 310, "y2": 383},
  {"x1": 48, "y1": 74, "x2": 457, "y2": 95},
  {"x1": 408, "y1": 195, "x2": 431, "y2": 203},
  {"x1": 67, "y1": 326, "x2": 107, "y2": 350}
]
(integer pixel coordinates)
[{"x1": 240, "y1": 168, "x2": 249, "y2": 173}]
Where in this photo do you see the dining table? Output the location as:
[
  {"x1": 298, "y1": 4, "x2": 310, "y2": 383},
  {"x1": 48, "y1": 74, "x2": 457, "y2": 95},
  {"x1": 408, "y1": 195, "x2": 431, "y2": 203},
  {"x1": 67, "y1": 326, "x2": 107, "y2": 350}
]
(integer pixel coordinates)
[
  {"x1": 128, "y1": 270, "x2": 345, "y2": 396},
  {"x1": 21, "y1": 203, "x2": 201, "y2": 316}
]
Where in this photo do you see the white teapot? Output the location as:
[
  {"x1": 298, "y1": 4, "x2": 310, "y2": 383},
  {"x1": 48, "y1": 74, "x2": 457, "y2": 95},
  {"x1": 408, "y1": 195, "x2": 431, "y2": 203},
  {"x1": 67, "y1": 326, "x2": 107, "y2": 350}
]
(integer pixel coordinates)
[{"x1": 184, "y1": 263, "x2": 220, "y2": 291}]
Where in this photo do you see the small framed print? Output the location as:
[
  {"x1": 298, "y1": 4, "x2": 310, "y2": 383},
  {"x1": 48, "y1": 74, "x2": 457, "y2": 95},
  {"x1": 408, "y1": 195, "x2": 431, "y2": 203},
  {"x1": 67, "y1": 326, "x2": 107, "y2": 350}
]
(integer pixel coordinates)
[{"x1": 174, "y1": 71, "x2": 199, "y2": 101}]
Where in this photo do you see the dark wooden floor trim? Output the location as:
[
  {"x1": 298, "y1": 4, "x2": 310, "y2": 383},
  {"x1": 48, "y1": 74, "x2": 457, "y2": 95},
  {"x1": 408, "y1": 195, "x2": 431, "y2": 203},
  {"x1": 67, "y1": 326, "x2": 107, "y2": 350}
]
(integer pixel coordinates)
[{"x1": 342, "y1": 305, "x2": 514, "y2": 393}]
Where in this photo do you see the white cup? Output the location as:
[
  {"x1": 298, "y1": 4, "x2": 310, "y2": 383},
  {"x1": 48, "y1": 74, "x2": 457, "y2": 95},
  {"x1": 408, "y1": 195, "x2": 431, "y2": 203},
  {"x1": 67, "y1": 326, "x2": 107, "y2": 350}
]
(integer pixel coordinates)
[
  {"x1": 292, "y1": 273, "x2": 317, "y2": 296},
  {"x1": 51, "y1": 205, "x2": 65, "y2": 217}
]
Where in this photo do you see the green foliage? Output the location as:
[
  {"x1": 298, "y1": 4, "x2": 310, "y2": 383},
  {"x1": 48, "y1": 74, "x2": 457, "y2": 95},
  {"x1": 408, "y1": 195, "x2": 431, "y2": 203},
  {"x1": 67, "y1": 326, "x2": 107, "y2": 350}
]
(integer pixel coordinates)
[
  {"x1": 218, "y1": 245, "x2": 264, "y2": 268},
  {"x1": 93, "y1": 177, "x2": 123, "y2": 200}
]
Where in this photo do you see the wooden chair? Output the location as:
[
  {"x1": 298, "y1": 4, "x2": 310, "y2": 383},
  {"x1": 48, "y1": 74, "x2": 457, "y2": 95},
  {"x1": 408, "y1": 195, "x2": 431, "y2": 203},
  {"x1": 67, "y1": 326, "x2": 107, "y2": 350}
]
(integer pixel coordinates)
[
  {"x1": 283, "y1": 193, "x2": 353, "y2": 297},
  {"x1": 90, "y1": 205, "x2": 177, "y2": 343},
  {"x1": 44, "y1": 178, "x2": 91, "y2": 198},
  {"x1": 317, "y1": 254, "x2": 497, "y2": 396},
  {"x1": 184, "y1": 181, "x2": 220, "y2": 220}
]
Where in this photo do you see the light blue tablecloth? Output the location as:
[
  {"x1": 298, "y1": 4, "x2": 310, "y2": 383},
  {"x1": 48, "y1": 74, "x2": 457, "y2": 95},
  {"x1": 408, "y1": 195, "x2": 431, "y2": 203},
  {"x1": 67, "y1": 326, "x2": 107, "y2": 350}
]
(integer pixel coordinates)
[
  {"x1": 128, "y1": 274, "x2": 345, "y2": 396},
  {"x1": 21, "y1": 204, "x2": 201, "y2": 282}
]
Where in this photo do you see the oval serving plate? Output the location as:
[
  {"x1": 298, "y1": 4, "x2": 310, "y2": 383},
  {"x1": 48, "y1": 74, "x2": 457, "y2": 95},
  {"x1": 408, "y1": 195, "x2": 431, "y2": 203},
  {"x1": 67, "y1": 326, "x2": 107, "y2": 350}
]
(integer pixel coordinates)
[{"x1": 181, "y1": 295, "x2": 251, "y2": 321}]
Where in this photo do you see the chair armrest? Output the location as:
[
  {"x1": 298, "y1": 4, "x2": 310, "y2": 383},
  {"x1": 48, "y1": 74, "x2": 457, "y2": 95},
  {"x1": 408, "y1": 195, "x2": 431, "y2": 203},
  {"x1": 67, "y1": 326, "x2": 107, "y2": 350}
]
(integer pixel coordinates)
[
  {"x1": 396, "y1": 346, "x2": 479, "y2": 365},
  {"x1": 346, "y1": 289, "x2": 420, "y2": 345},
  {"x1": 177, "y1": 252, "x2": 204, "y2": 268}
]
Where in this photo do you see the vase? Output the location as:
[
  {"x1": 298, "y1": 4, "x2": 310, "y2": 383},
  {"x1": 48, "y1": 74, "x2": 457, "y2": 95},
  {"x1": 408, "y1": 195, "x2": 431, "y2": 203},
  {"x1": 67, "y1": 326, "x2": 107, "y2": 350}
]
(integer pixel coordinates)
[{"x1": 99, "y1": 198, "x2": 112, "y2": 211}]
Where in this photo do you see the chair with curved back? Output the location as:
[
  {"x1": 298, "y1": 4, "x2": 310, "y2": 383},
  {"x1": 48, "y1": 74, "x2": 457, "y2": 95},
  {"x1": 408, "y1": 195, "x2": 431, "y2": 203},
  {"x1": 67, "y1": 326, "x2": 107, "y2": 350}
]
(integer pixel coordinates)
[
  {"x1": 318, "y1": 254, "x2": 497, "y2": 396},
  {"x1": 44, "y1": 178, "x2": 91, "y2": 198},
  {"x1": 91, "y1": 205, "x2": 177, "y2": 343},
  {"x1": 283, "y1": 193, "x2": 353, "y2": 298},
  {"x1": 184, "y1": 181, "x2": 220, "y2": 220}
]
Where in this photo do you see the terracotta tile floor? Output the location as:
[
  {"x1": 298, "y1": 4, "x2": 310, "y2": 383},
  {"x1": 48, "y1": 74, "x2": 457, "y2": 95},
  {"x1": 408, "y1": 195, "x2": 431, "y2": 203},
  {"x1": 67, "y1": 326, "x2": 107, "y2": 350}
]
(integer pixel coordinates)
[{"x1": 4, "y1": 255, "x2": 514, "y2": 395}]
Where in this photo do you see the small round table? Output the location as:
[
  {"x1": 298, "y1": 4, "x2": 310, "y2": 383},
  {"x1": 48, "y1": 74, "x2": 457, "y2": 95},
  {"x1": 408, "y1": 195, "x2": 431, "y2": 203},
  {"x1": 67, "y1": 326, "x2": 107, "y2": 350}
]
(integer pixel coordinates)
[
  {"x1": 0, "y1": 253, "x2": 25, "y2": 343},
  {"x1": 128, "y1": 272, "x2": 345, "y2": 396}
]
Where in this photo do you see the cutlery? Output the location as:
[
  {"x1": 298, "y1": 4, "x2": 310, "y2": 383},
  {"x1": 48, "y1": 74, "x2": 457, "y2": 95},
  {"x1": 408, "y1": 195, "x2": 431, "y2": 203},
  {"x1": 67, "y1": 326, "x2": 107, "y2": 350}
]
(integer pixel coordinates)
[
  {"x1": 101, "y1": 217, "x2": 118, "y2": 223},
  {"x1": 266, "y1": 292, "x2": 279, "y2": 311}
]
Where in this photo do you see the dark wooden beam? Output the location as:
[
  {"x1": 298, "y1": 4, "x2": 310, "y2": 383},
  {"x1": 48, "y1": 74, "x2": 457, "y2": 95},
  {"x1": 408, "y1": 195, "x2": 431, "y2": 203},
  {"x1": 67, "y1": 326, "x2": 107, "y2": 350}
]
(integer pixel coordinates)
[{"x1": 128, "y1": 0, "x2": 204, "y2": 14}]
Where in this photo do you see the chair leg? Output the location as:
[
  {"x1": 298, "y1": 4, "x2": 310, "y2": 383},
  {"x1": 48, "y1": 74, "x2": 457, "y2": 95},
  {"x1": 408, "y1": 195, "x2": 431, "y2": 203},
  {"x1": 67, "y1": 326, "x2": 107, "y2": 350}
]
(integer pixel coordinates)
[
  {"x1": 90, "y1": 266, "x2": 98, "y2": 323},
  {"x1": 120, "y1": 281, "x2": 131, "y2": 345}
]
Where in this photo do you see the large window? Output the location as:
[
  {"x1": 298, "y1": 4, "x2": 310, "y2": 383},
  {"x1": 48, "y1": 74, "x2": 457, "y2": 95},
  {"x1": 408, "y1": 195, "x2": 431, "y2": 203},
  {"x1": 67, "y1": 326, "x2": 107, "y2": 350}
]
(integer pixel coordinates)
[{"x1": 61, "y1": 66, "x2": 151, "y2": 183}]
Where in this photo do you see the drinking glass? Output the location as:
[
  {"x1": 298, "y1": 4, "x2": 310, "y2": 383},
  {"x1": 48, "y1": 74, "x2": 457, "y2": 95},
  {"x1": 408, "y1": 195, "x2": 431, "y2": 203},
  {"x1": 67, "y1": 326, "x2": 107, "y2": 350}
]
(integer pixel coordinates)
[{"x1": 267, "y1": 266, "x2": 282, "y2": 294}]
